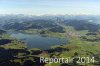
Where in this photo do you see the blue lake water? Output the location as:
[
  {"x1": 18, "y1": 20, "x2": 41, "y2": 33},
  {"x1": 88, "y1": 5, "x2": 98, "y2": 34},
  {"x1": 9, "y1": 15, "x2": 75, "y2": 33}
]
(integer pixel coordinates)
[{"x1": 10, "y1": 32, "x2": 67, "y2": 49}]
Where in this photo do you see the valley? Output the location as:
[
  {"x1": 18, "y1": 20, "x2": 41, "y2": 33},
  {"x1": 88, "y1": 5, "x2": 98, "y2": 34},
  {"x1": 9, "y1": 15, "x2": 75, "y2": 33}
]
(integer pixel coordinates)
[{"x1": 0, "y1": 15, "x2": 100, "y2": 66}]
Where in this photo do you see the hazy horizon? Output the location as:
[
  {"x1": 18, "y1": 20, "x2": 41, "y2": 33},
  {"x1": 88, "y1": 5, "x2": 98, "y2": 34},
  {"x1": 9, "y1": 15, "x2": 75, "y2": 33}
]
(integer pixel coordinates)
[{"x1": 0, "y1": 0, "x2": 100, "y2": 15}]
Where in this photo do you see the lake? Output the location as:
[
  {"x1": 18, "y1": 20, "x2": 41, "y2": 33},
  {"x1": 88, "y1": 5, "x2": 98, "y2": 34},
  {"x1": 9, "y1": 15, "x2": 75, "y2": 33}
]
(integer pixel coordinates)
[{"x1": 10, "y1": 32, "x2": 67, "y2": 49}]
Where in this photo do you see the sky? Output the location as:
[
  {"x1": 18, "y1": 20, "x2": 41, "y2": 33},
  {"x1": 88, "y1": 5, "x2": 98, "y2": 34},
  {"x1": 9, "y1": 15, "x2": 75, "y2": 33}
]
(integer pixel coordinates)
[{"x1": 0, "y1": 0, "x2": 100, "y2": 15}]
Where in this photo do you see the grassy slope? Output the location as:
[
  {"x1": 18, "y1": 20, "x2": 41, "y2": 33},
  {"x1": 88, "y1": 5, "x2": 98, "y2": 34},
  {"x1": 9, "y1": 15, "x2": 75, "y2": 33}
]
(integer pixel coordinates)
[
  {"x1": 0, "y1": 34, "x2": 27, "y2": 49},
  {"x1": 46, "y1": 26, "x2": 100, "y2": 66}
]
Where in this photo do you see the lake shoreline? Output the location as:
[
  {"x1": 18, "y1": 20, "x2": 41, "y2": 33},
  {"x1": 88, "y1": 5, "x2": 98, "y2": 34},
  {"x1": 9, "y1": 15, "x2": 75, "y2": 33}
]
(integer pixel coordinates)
[{"x1": 8, "y1": 31, "x2": 68, "y2": 50}]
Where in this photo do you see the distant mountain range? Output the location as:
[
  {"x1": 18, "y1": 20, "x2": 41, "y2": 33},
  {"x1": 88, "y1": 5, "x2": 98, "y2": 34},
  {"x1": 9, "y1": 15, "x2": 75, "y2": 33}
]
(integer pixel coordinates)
[{"x1": 0, "y1": 15, "x2": 100, "y2": 32}]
